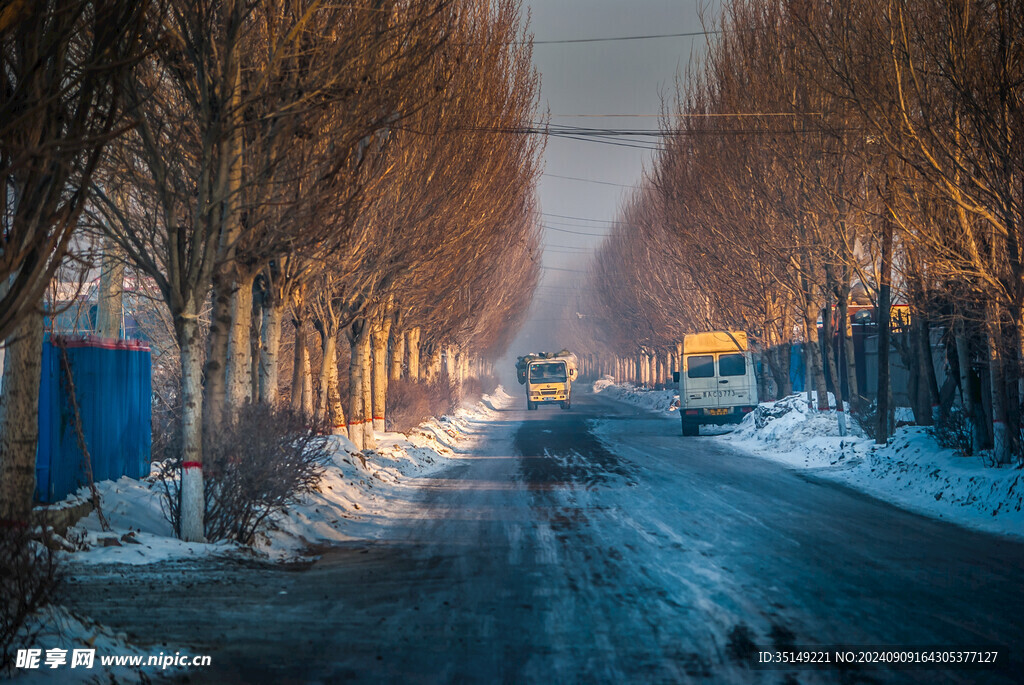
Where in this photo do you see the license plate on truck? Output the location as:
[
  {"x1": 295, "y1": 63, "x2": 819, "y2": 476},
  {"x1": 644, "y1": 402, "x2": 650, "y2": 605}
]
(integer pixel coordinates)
[{"x1": 707, "y1": 408, "x2": 729, "y2": 416}]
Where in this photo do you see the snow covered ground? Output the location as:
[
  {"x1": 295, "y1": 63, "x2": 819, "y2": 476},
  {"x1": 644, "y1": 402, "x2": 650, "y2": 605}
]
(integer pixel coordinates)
[
  {"x1": 57, "y1": 386, "x2": 514, "y2": 565},
  {"x1": 592, "y1": 376, "x2": 678, "y2": 415},
  {"x1": 8, "y1": 388, "x2": 515, "y2": 683},
  {"x1": 594, "y1": 379, "x2": 1024, "y2": 540}
]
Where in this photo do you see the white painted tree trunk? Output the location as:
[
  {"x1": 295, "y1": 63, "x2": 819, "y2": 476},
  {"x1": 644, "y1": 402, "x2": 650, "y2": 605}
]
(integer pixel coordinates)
[
  {"x1": 178, "y1": 315, "x2": 206, "y2": 542},
  {"x1": 0, "y1": 309, "x2": 43, "y2": 524},
  {"x1": 259, "y1": 302, "x2": 283, "y2": 405},
  {"x1": 302, "y1": 349, "x2": 313, "y2": 418},
  {"x1": 226, "y1": 276, "x2": 253, "y2": 416},
  {"x1": 317, "y1": 329, "x2": 347, "y2": 436},
  {"x1": 406, "y1": 327, "x2": 421, "y2": 381},
  {"x1": 371, "y1": 320, "x2": 390, "y2": 432}
]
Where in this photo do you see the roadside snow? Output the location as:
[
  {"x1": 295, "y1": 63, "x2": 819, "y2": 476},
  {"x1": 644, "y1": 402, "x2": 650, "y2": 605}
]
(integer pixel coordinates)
[
  {"x1": 7, "y1": 606, "x2": 152, "y2": 684},
  {"x1": 592, "y1": 376, "x2": 677, "y2": 416},
  {"x1": 7, "y1": 388, "x2": 515, "y2": 683},
  {"x1": 56, "y1": 386, "x2": 515, "y2": 565},
  {"x1": 602, "y1": 384, "x2": 1024, "y2": 541}
]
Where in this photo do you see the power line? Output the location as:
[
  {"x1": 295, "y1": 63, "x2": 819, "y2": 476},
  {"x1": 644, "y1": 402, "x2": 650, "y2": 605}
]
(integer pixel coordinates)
[
  {"x1": 542, "y1": 173, "x2": 634, "y2": 188},
  {"x1": 552, "y1": 112, "x2": 823, "y2": 118},
  {"x1": 543, "y1": 212, "x2": 627, "y2": 225},
  {"x1": 533, "y1": 29, "x2": 723, "y2": 45},
  {"x1": 543, "y1": 225, "x2": 608, "y2": 237},
  {"x1": 541, "y1": 265, "x2": 591, "y2": 274}
]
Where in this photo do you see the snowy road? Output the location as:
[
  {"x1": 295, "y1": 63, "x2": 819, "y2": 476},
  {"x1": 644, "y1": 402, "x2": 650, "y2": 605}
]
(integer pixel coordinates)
[{"x1": 65, "y1": 388, "x2": 1024, "y2": 683}]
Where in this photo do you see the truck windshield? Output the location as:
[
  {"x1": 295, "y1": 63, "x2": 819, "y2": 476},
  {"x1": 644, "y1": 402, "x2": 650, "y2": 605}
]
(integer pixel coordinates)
[{"x1": 529, "y1": 362, "x2": 566, "y2": 383}]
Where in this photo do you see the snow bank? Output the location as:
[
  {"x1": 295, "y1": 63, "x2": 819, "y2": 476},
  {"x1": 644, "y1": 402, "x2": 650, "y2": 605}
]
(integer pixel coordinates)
[
  {"x1": 592, "y1": 377, "x2": 678, "y2": 416},
  {"x1": 723, "y1": 394, "x2": 1024, "y2": 539},
  {"x1": 57, "y1": 386, "x2": 515, "y2": 566},
  {"x1": 6, "y1": 605, "x2": 153, "y2": 684}
]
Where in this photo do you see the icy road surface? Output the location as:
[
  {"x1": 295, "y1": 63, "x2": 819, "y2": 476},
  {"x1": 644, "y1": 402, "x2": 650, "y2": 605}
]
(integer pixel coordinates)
[{"x1": 65, "y1": 389, "x2": 1024, "y2": 684}]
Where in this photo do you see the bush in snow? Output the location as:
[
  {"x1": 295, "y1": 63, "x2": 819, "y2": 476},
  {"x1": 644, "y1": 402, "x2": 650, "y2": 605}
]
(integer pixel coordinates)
[
  {"x1": 459, "y1": 373, "x2": 499, "y2": 404},
  {"x1": 157, "y1": 404, "x2": 331, "y2": 545},
  {"x1": 0, "y1": 525, "x2": 62, "y2": 671},
  {"x1": 386, "y1": 376, "x2": 460, "y2": 434},
  {"x1": 931, "y1": 407, "x2": 974, "y2": 456}
]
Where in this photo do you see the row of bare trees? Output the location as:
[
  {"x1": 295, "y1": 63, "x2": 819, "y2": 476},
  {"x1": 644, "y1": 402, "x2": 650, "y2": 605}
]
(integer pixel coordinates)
[
  {"x1": 576, "y1": 0, "x2": 1023, "y2": 463},
  {"x1": 1, "y1": 0, "x2": 542, "y2": 539}
]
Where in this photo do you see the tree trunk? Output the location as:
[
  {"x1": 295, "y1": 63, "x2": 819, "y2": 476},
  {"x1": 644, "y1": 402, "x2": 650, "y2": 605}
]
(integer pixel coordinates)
[
  {"x1": 178, "y1": 314, "x2": 206, "y2": 542},
  {"x1": 955, "y1": 317, "x2": 979, "y2": 454},
  {"x1": 290, "y1": 317, "x2": 306, "y2": 414},
  {"x1": 444, "y1": 344, "x2": 457, "y2": 383},
  {"x1": 96, "y1": 240, "x2": 124, "y2": 339},
  {"x1": 804, "y1": 304, "x2": 829, "y2": 411},
  {"x1": 917, "y1": 316, "x2": 940, "y2": 426},
  {"x1": 0, "y1": 309, "x2": 43, "y2": 525},
  {"x1": 226, "y1": 274, "x2": 253, "y2": 416},
  {"x1": 822, "y1": 301, "x2": 847, "y2": 435},
  {"x1": 259, "y1": 300, "x2": 284, "y2": 405},
  {"x1": 371, "y1": 319, "x2": 390, "y2": 432},
  {"x1": 987, "y1": 304, "x2": 1010, "y2": 464},
  {"x1": 347, "y1": 320, "x2": 368, "y2": 451},
  {"x1": 302, "y1": 348, "x2": 313, "y2": 419},
  {"x1": 877, "y1": 213, "x2": 894, "y2": 443},
  {"x1": 838, "y1": 296, "x2": 859, "y2": 411},
  {"x1": 390, "y1": 328, "x2": 404, "y2": 381},
  {"x1": 203, "y1": 277, "x2": 232, "y2": 433},
  {"x1": 361, "y1": 333, "x2": 374, "y2": 449},
  {"x1": 406, "y1": 327, "x2": 421, "y2": 381},
  {"x1": 318, "y1": 328, "x2": 346, "y2": 436}
]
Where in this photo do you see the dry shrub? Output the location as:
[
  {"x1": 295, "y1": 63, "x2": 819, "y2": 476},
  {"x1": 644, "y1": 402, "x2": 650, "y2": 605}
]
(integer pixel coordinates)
[
  {"x1": 157, "y1": 404, "x2": 330, "y2": 545},
  {"x1": 460, "y1": 373, "x2": 499, "y2": 404},
  {"x1": 0, "y1": 526, "x2": 62, "y2": 671},
  {"x1": 932, "y1": 407, "x2": 974, "y2": 456},
  {"x1": 386, "y1": 376, "x2": 459, "y2": 433}
]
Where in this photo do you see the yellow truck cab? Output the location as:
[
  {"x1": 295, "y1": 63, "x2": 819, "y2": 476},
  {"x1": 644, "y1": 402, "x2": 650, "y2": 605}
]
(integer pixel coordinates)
[
  {"x1": 516, "y1": 351, "x2": 578, "y2": 410},
  {"x1": 674, "y1": 331, "x2": 758, "y2": 436}
]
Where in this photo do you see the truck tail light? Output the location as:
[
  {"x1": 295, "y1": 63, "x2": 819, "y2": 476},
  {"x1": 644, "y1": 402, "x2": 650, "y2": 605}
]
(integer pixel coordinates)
[{"x1": 685, "y1": 409, "x2": 699, "y2": 416}]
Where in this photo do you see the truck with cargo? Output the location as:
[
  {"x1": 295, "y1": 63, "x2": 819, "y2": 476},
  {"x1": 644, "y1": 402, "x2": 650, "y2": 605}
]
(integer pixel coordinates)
[{"x1": 516, "y1": 350, "x2": 578, "y2": 410}]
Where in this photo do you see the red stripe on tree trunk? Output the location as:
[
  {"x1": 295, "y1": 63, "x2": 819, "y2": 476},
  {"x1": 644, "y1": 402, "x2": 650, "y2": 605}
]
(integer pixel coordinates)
[{"x1": 182, "y1": 461, "x2": 202, "y2": 469}]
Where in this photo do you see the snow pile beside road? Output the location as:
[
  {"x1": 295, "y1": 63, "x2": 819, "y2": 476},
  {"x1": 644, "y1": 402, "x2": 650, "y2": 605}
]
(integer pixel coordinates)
[
  {"x1": 6, "y1": 606, "x2": 152, "y2": 684},
  {"x1": 59, "y1": 387, "x2": 514, "y2": 565},
  {"x1": 722, "y1": 395, "x2": 1024, "y2": 539},
  {"x1": 592, "y1": 377, "x2": 677, "y2": 416},
  {"x1": 725, "y1": 393, "x2": 858, "y2": 468}
]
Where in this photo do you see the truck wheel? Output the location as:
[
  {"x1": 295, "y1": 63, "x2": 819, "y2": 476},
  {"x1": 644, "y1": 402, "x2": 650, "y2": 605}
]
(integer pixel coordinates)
[
  {"x1": 681, "y1": 420, "x2": 698, "y2": 436},
  {"x1": 527, "y1": 401, "x2": 536, "y2": 410},
  {"x1": 560, "y1": 401, "x2": 570, "y2": 410}
]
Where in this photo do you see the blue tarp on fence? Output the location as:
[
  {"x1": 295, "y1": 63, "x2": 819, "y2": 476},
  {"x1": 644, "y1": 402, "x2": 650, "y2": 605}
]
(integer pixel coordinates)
[
  {"x1": 789, "y1": 342, "x2": 805, "y2": 393},
  {"x1": 36, "y1": 336, "x2": 152, "y2": 503}
]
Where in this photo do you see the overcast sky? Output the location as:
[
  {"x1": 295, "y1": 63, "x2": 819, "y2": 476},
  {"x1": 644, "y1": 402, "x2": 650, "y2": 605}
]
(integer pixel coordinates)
[{"x1": 505, "y1": 1, "x2": 717, "y2": 363}]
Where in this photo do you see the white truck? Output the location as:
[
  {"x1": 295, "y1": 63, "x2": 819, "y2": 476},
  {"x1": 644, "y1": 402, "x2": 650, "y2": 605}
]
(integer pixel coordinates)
[
  {"x1": 516, "y1": 350, "x2": 578, "y2": 410},
  {"x1": 673, "y1": 331, "x2": 758, "y2": 436}
]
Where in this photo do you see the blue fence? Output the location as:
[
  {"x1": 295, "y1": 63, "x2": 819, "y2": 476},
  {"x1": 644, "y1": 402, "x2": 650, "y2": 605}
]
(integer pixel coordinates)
[{"x1": 36, "y1": 336, "x2": 152, "y2": 503}]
